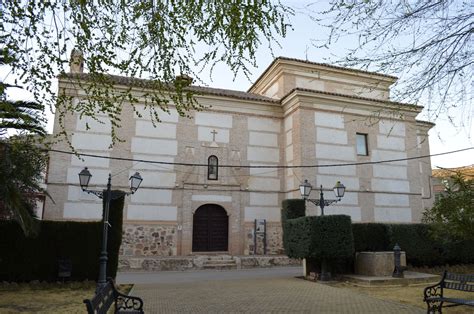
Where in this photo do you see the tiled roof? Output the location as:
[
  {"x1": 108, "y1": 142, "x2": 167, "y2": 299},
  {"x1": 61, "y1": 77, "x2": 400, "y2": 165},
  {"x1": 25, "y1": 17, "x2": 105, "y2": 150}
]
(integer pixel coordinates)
[
  {"x1": 61, "y1": 72, "x2": 413, "y2": 108},
  {"x1": 60, "y1": 73, "x2": 279, "y2": 104},
  {"x1": 432, "y1": 165, "x2": 474, "y2": 179}
]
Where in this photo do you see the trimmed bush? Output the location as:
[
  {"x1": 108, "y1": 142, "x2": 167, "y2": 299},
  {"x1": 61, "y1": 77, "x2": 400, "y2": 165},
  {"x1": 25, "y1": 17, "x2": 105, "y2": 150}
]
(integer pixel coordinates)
[
  {"x1": 352, "y1": 223, "x2": 389, "y2": 252},
  {"x1": 0, "y1": 192, "x2": 125, "y2": 282},
  {"x1": 283, "y1": 216, "x2": 313, "y2": 259},
  {"x1": 281, "y1": 199, "x2": 306, "y2": 257},
  {"x1": 387, "y1": 224, "x2": 444, "y2": 267},
  {"x1": 308, "y1": 215, "x2": 354, "y2": 262},
  {"x1": 281, "y1": 199, "x2": 305, "y2": 222},
  {"x1": 443, "y1": 240, "x2": 474, "y2": 265},
  {"x1": 106, "y1": 193, "x2": 124, "y2": 279},
  {"x1": 351, "y1": 223, "x2": 474, "y2": 267}
]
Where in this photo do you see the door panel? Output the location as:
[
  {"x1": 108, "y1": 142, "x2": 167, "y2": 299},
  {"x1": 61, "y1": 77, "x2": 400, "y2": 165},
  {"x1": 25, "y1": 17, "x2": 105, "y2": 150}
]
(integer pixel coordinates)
[{"x1": 192, "y1": 204, "x2": 228, "y2": 252}]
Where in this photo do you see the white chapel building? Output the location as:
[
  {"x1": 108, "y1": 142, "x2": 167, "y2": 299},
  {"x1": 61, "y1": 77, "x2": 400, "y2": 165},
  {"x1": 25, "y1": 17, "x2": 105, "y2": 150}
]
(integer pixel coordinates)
[{"x1": 44, "y1": 56, "x2": 435, "y2": 259}]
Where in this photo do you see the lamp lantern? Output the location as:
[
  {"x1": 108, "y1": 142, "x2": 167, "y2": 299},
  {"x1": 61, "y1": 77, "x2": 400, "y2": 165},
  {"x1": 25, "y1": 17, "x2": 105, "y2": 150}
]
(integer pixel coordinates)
[
  {"x1": 78, "y1": 167, "x2": 92, "y2": 190},
  {"x1": 129, "y1": 172, "x2": 143, "y2": 193},
  {"x1": 299, "y1": 179, "x2": 312, "y2": 199},
  {"x1": 333, "y1": 181, "x2": 346, "y2": 199}
]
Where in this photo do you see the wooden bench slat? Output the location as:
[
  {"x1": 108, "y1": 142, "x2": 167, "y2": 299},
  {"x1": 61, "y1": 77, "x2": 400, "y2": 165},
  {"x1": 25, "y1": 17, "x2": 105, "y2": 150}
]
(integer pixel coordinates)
[
  {"x1": 445, "y1": 281, "x2": 474, "y2": 292},
  {"x1": 445, "y1": 272, "x2": 474, "y2": 282}
]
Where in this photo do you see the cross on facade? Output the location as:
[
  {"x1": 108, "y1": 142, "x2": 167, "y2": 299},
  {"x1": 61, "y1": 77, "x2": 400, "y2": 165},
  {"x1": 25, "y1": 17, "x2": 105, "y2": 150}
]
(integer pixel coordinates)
[{"x1": 211, "y1": 129, "x2": 218, "y2": 142}]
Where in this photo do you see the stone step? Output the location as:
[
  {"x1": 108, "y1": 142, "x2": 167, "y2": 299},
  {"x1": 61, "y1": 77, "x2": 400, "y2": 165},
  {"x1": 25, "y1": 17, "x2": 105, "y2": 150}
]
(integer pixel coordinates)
[
  {"x1": 203, "y1": 260, "x2": 236, "y2": 265},
  {"x1": 202, "y1": 263, "x2": 238, "y2": 270},
  {"x1": 206, "y1": 256, "x2": 233, "y2": 261}
]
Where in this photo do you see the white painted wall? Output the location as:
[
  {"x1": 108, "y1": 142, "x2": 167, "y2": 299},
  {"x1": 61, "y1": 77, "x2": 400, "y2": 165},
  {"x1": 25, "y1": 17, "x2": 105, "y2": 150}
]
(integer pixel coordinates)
[
  {"x1": 247, "y1": 117, "x2": 280, "y2": 132},
  {"x1": 317, "y1": 127, "x2": 348, "y2": 144},
  {"x1": 374, "y1": 207, "x2": 412, "y2": 222},
  {"x1": 244, "y1": 206, "x2": 281, "y2": 222},
  {"x1": 314, "y1": 112, "x2": 344, "y2": 128},
  {"x1": 64, "y1": 202, "x2": 102, "y2": 219},
  {"x1": 127, "y1": 205, "x2": 177, "y2": 221},
  {"x1": 195, "y1": 112, "x2": 232, "y2": 128}
]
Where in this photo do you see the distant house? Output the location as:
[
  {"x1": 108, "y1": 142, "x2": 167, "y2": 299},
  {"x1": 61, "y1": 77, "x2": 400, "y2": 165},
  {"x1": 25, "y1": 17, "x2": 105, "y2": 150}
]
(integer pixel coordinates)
[
  {"x1": 44, "y1": 55, "x2": 435, "y2": 259},
  {"x1": 432, "y1": 165, "x2": 474, "y2": 199}
]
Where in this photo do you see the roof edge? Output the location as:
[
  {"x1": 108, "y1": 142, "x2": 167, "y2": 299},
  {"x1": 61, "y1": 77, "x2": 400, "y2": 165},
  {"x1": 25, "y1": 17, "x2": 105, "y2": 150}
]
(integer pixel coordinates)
[
  {"x1": 280, "y1": 87, "x2": 422, "y2": 110},
  {"x1": 248, "y1": 57, "x2": 398, "y2": 93}
]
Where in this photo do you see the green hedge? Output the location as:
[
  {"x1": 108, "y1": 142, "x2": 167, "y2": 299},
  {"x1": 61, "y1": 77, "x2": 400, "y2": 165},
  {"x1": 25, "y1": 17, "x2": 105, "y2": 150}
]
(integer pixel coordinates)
[
  {"x1": 281, "y1": 199, "x2": 306, "y2": 222},
  {"x1": 283, "y1": 215, "x2": 354, "y2": 261},
  {"x1": 309, "y1": 215, "x2": 354, "y2": 261},
  {"x1": 387, "y1": 224, "x2": 443, "y2": 266},
  {"x1": 283, "y1": 216, "x2": 313, "y2": 259},
  {"x1": 281, "y1": 199, "x2": 306, "y2": 256},
  {"x1": 106, "y1": 193, "x2": 124, "y2": 279},
  {"x1": 0, "y1": 192, "x2": 124, "y2": 282},
  {"x1": 352, "y1": 223, "x2": 389, "y2": 252},
  {"x1": 352, "y1": 223, "x2": 474, "y2": 267}
]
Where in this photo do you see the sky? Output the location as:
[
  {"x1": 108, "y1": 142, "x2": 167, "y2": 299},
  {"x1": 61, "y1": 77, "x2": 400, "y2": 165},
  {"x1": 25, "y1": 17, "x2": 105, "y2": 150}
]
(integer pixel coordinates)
[
  {"x1": 2, "y1": 1, "x2": 472, "y2": 169},
  {"x1": 188, "y1": 2, "x2": 473, "y2": 170}
]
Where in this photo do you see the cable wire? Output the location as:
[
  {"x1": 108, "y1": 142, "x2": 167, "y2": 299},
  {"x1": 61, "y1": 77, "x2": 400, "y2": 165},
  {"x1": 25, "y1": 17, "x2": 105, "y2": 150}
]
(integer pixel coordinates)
[{"x1": 46, "y1": 147, "x2": 474, "y2": 169}]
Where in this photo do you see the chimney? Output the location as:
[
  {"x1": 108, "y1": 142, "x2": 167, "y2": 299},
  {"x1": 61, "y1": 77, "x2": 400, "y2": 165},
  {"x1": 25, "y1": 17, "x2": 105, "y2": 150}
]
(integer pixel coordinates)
[{"x1": 70, "y1": 48, "x2": 84, "y2": 73}]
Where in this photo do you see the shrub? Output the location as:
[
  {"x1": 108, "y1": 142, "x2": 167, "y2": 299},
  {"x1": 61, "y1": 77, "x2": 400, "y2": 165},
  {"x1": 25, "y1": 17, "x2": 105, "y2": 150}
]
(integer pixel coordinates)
[
  {"x1": 351, "y1": 223, "x2": 474, "y2": 267},
  {"x1": 106, "y1": 193, "x2": 124, "y2": 278},
  {"x1": 308, "y1": 215, "x2": 354, "y2": 262},
  {"x1": 352, "y1": 223, "x2": 389, "y2": 252},
  {"x1": 283, "y1": 216, "x2": 313, "y2": 259},
  {"x1": 0, "y1": 193, "x2": 125, "y2": 282},
  {"x1": 281, "y1": 199, "x2": 305, "y2": 222},
  {"x1": 387, "y1": 224, "x2": 444, "y2": 267}
]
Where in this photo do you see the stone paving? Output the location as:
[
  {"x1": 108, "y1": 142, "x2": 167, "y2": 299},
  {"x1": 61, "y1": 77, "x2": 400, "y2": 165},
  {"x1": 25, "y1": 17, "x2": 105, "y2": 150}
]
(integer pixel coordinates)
[{"x1": 124, "y1": 268, "x2": 424, "y2": 313}]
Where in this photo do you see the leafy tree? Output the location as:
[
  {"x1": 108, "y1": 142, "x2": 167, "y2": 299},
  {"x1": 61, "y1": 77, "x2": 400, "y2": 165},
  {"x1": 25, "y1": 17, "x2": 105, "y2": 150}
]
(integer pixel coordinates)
[
  {"x1": 311, "y1": 1, "x2": 472, "y2": 125},
  {"x1": 0, "y1": 137, "x2": 48, "y2": 236},
  {"x1": 0, "y1": 50, "x2": 46, "y2": 138},
  {"x1": 423, "y1": 173, "x2": 474, "y2": 240},
  {"x1": 3, "y1": 1, "x2": 292, "y2": 145},
  {"x1": 0, "y1": 49, "x2": 47, "y2": 236}
]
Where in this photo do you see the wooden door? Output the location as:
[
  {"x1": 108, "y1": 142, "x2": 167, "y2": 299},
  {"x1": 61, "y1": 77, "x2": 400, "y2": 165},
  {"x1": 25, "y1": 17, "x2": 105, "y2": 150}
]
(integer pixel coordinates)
[{"x1": 192, "y1": 204, "x2": 228, "y2": 252}]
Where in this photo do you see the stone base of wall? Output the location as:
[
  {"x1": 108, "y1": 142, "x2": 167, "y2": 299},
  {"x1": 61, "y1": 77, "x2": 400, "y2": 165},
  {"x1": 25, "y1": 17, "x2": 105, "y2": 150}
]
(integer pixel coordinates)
[
  {"x1": 119, "y1": 255, "x2": 300, "y2": 272},
  {"x1": 237, "y1": 256, "x2": 301, "y2": 269},
  {"x1": 121, "y1": 224, "x2": 177, "y2": 257},
  {"x1": 244, "y1": 222, "x2": 284, "y2": 255}
]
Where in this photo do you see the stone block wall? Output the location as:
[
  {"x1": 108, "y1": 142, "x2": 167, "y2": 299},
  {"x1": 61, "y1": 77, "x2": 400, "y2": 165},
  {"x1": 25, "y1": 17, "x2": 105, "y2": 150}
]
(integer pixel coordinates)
[
  {"x1": 245, "y1": 222, "x2": 284, "y2": 255},
  {"x1": 121, "y1": 224, "x2": 177, "y2": 257}
]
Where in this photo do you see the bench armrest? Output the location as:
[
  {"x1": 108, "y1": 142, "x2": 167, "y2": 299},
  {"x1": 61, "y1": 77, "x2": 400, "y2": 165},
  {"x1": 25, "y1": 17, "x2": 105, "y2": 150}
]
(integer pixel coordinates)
[
  {"x1": 424, "y1": 271, "x2": 447, "y2": 302},
  {"x1": 423, "y1": 282, "x2": 443, "y2": 301},
  {"x1": 109, "y1": 278, "x2": 144, "y2": 313},
  {"x1": 115, "y1": 290, "x2": 144, "y2": 312}
]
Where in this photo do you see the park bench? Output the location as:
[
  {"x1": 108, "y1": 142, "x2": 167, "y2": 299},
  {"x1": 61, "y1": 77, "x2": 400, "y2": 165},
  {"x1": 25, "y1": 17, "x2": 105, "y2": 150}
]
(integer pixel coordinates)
[
  {"x1": 84, "y1": 278, "x2": 144, "y2": 314},
  {"x1": 423, "y1": 271, "x2": 474, "y2": 313}
]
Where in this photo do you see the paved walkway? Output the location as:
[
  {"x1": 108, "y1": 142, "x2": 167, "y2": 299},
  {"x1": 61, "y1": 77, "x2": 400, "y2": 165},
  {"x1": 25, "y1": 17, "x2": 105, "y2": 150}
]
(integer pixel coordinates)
[{"x1": 118, "y1": 267, "x2": 424, "y2": 313}]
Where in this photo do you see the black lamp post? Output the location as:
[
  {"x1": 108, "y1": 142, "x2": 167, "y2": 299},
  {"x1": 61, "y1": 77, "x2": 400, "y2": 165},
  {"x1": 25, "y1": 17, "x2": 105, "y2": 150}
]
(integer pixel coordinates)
[
  {"x1": 78, "y1": 167, "x2": 143, "y2": 293},
  {"x1": 299, "y1": 179, "x2": 345, "y2": 216},
  {"x1": 299, "y1": 179, "x2": 345, "y2": 281}
]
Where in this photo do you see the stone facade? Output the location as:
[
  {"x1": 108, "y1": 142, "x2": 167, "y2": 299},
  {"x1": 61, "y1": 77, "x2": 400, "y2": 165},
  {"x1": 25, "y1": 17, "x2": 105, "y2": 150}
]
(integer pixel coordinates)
[
  {"x1": 121, "y1": 224, "x2": 178, "y2": 257},
  {"x1": 44, "y1": 56, "x2": 435, "y2": 263},
  {"x1": 244, "y1": 222, "x2": 284, "y2": 255}
]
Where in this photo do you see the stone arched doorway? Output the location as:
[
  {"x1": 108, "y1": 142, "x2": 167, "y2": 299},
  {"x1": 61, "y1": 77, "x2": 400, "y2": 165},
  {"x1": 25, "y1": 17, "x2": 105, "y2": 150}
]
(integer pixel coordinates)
[{"x1": 192, "y1": 204, "x2": 228, "y2": 252}]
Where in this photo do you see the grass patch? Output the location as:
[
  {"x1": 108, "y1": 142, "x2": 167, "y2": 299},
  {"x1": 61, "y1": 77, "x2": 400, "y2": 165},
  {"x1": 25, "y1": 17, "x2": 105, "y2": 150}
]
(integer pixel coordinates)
[{"x1": 0, "y1": 281, "x2": 133, "y2": 313}]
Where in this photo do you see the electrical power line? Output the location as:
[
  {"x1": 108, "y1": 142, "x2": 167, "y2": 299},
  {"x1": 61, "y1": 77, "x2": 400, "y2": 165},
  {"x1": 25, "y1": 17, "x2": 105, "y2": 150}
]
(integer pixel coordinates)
[{"x1": 46, "y1": 146, "x2": 474, "y2": 169}]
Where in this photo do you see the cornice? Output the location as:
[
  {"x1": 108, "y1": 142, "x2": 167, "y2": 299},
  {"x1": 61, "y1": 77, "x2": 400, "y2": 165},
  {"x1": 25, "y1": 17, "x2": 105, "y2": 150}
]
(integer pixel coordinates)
[{"x1": 248, "y1": 57, "x2": 398, "y2": 94}]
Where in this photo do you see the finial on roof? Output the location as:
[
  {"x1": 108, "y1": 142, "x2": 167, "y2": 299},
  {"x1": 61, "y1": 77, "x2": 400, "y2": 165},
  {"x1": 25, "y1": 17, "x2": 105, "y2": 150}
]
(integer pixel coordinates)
[
  {"x1": 175, "y1": 74, "x2": 193, "y2": 87},
  {"x1": 70, "y1": 48, "x2": 84, "y2": 73}
]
